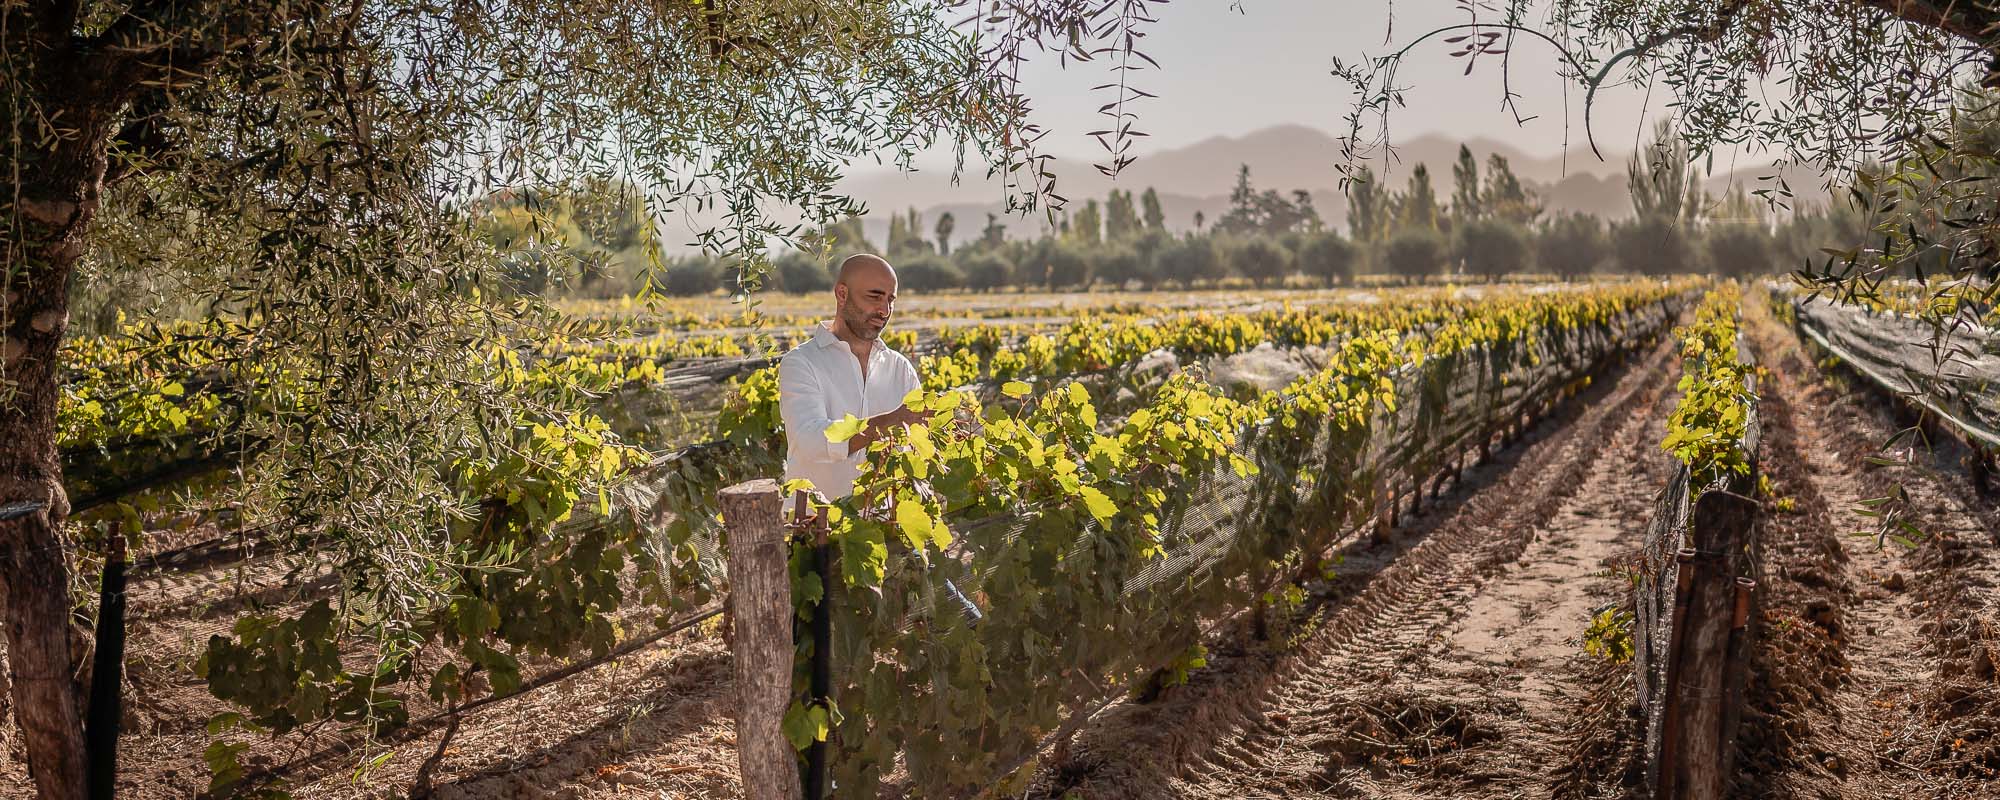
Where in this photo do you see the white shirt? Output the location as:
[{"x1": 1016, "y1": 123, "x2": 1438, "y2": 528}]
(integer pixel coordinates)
[{"x1": 779, "y1": 321, "x2": 921, "y2": 498}]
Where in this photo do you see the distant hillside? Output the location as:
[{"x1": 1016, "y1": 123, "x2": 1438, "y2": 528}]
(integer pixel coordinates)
[
  {"x1": 840, "y1": 124, "x2": 1824, "y2": 247},
  {"x1": 843, "y1": 125, "x2": 1623, "y2": 205}
]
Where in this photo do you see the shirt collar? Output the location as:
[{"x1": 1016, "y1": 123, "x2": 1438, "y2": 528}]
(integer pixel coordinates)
[
  {"x1": 811, "y1": 321, "x2": 844, "y2": 350},
  {"x1": 811, "y1": 321, "x2": 890, "y2": 360}
]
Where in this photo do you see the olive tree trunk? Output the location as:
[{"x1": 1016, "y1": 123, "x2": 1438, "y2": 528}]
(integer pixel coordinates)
[{"x1": 3, "y1": 12, "x2": 126, "y2": 796}]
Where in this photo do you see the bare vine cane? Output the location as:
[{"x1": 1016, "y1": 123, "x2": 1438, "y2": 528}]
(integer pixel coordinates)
[{"x1": 788, "y1": 491, "x2": 835, "y2": 800}]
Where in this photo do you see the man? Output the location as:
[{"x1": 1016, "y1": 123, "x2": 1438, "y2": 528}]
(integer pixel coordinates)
[
  {"x1": 778, "y1": 253, "x2": 924, "y2": 498},
  {"x1": 778, "y1": 254, "x2": 985, "y2": 623}
]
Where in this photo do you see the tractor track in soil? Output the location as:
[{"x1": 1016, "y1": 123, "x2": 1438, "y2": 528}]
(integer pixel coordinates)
[{"x1": 1732, "y1": 301, "x2": 2000, "y2": 800}]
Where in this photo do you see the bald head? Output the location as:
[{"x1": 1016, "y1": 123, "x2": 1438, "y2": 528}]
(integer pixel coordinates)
[
  {"x1": 832, "y1": 253, "x2": 898, "y2": 342},
  {"x1": 836, "y1": 253, "x2": 895, "y2": 286}
]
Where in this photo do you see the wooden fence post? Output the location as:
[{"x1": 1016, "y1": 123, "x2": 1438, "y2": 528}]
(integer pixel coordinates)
[
  {"x1": 1658, "y1": 488, "x2": 1758, "y2": 800},
  {"x1": 86, "y1": 526, "x2": 127, "y2": 800},
  {"x1": 720, "y1": 479, "x2": 803, "y2": 800},
  {"x1": 1718, "y1": 576, "x2": 1758, "y2": 784}
]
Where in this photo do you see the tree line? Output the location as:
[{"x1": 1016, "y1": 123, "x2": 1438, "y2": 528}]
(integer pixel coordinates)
[
  {"x1": 78, "y1": 133, "x2": 1874, "y2": 320},
  {"x1": 505, "y1": 129, "x2": 1872, "y2": 298}
]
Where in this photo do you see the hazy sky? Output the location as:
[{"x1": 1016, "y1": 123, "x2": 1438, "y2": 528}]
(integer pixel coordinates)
[
  {"x1": 877, "y1": 0, "x2": 1766, "y2": 175},
  {"x1": 676, "y1": 2, "x2": 1815, "y2": 249}
]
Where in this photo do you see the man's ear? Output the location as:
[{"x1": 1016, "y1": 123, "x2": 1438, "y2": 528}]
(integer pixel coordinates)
[{"x1": 833, "y1": 282, "x2": 847, "y2": 305}]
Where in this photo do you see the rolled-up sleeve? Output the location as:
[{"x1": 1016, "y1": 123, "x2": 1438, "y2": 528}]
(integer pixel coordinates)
[{"x1": 778, "y1": 354, "x2": 849, "y2": 461}]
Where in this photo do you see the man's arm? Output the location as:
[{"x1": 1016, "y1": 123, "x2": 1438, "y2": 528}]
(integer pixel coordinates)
[
  {"x1": 843, "y1": 352, "x2": 928, "y2": 454},
  {"x1": 848, "y1": 405, "x2": 925, "y2": 455}
]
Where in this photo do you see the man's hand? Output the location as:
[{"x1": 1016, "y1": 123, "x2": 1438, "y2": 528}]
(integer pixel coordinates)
[
  {"x1": 846, "y1": 403, "x2": 929, "y2": 455},
  {"x1": 880, "y1": 404, "x2": 927, "y2": 428}
]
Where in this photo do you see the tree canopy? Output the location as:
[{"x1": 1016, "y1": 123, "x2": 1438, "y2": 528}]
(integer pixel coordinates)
[
  {"x1": 1336, "y1": 0, "x2": 1982, "y2": 171},
  {"x1": 0, "y1": 2, "x2": 1142, "y2": 797},
  {"x1": 1332, "y1": 0, "x2": 2000, "y2": 313}
]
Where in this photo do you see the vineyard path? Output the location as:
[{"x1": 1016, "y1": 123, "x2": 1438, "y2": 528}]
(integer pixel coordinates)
[{"x1": 1734, "y1": 299, "x2": 2000, "y2": 800}]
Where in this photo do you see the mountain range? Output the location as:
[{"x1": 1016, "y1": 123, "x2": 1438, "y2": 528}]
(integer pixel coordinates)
[{"x1": 835, "y1": 123, "x2": 1826, "y2": 247}]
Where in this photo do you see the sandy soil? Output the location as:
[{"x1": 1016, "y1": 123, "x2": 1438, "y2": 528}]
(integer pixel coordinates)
[{"x1": 1, "y1": 534, "x2": 739, "y2": 800}]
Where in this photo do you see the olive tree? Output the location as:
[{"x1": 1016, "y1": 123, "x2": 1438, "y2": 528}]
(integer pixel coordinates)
[
  {"x1": 1455, "y1": 217, "x2": 1530, "y2": 282},
  {"x1": 0, "y1": 1, "x2": 1151, "y2": 796},
  {"x1": 1536, "y1": 213, "x2": 1609, "y2": 281}
]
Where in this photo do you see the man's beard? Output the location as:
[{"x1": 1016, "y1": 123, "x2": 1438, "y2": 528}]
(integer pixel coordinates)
[{"x1": 841, "y1": 302, "x2": 884, "y2": 341}]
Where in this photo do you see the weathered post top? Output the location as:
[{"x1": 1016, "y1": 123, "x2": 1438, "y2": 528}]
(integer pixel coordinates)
[{"x1": 719, "y1": 478, "x2": 783, "y2": 516}]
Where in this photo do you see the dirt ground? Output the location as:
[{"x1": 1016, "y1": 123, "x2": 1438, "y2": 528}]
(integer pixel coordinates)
[
  {"x1": 1731, "y1": 300, "x2": 2000, "y2": 800},
  {"x1": 1, "y1": 538, "x2": 742, "y2": 799},
  {"x1": 5, "y1": 301, "x2": 1997, "y2": 800}
]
